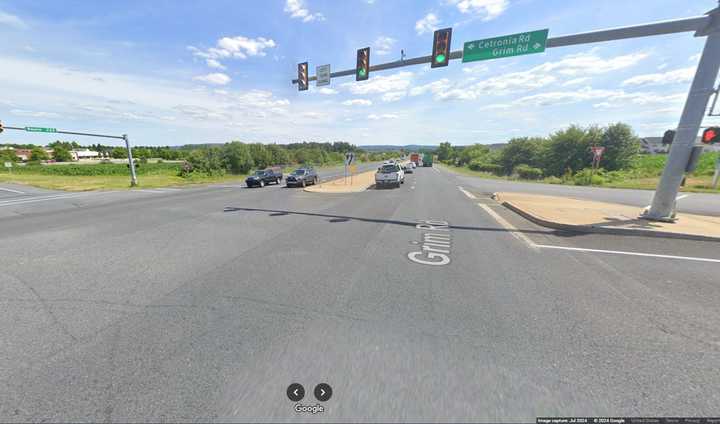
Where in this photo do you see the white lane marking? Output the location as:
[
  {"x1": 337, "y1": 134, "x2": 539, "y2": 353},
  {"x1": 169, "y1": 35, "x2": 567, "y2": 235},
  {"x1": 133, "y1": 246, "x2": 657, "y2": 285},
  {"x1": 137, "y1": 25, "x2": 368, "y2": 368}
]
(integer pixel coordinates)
[
  {"x1": 0, "y1": 187, "x2": 25, "y2": 194},
  {"x1": 478, "y1": 203, "x2": 538, "y2": 251},
  {"x1": 643, "y1": 193, "x2": 689, "y2": 209},
  {"x1": 0, "y1": 192, "x2": 97, "y2": 207},
  {"x1": 534, "y1": 244, "x2": 720, "y2": 264},
  {"x1": 478, "y1": 202, "x2": 720, "y2": 263},
  {"x1": 432, "y1": 167, "x2": 441, "y2": 174},
  {"x1": 457, "y1": 186, "x2": 477, "y2": 200}
]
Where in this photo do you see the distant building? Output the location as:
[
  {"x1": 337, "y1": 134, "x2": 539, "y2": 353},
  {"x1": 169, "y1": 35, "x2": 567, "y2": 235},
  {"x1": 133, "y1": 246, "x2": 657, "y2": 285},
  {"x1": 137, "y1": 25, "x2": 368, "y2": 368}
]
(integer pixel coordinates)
[{"x1": 70, "y1": 149, "x2": 100, "y2": 161}]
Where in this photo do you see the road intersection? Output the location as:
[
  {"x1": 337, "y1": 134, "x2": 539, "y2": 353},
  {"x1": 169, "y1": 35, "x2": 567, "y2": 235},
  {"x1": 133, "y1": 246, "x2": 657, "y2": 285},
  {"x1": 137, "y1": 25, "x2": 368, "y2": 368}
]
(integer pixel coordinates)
[{"x1": 1, "y1": 165, "x2": 719, "y2": 422}]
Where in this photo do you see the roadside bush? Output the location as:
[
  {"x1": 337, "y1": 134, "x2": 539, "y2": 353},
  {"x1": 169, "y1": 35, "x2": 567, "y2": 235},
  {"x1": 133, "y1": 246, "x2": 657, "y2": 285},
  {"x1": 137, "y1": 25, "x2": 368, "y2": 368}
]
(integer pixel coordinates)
[
  {"x1": 468, "y1": 160, "x2": 503, "y2": 175},
  {"x1": 571, "y1": 168, "x2": 606, "y2": 186},
  {"x1": 514, "y1": 164, "x2": 543, "y2": 180},
  {"x1": 543, "y1": 176, "x2": 563, "y2": 184}
]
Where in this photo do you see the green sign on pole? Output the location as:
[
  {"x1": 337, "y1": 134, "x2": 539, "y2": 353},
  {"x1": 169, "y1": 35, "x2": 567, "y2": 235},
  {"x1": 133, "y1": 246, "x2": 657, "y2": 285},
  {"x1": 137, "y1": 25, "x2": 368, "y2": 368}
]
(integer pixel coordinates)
[
  {"x1": 25, "y1": 127, "x2": 57, "y2": 133},
  {"x1": 462, "y1": 29, "x2": 549, "y2": 63}
]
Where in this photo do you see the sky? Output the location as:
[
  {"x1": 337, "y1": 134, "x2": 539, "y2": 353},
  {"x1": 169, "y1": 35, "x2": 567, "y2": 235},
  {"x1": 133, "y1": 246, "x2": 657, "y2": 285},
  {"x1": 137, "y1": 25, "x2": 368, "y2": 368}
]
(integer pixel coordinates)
[{"x1": 0, "y1": 0, "x2": 716, "y2": 147}]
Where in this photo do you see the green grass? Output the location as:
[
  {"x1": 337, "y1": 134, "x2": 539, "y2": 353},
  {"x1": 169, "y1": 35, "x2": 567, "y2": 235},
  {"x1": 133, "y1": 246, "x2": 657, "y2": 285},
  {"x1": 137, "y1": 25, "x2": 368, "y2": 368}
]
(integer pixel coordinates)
[
  {"x1": 439, "y1": 154, "x2": 720, "y2": 194},
  {"x1": 0, "y1": 163, "x2": 248, "y2": 191}
]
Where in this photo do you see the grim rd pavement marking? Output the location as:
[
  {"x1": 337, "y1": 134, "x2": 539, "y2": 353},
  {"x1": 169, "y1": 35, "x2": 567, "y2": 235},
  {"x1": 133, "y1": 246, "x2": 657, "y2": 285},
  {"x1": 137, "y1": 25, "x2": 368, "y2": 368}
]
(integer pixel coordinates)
[
  {"x1": 457, "y1": 188, "x2": 720, "y2": 264},
  {"x1": 0, "y1": 186, "x2": 25, "y2": 194},
  {"x1": 407, "y1": 220, "x2": 453, "y2": 266}
]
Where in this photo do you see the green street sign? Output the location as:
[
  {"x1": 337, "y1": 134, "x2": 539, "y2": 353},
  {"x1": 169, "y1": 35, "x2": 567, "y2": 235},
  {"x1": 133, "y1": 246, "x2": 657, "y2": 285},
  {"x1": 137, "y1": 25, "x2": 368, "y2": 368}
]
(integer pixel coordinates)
[
  {"x1": 25, "y1": 127, "x2": 57, "y2": 133},
  {"x1": 462, "y1": 29, "x2": 549, "y2": 63}
]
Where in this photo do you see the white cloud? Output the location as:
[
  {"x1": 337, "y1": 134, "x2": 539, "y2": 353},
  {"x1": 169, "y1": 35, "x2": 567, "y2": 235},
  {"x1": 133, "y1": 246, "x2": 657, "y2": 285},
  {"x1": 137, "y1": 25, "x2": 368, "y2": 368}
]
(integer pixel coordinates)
[
  {"x1": 317, "y1": 87, "x2": 337, "y2": 95},
  {"x1": 368, "y1": 113, "x2": 398, "y2": 120},
  {"x1": 341, "y1": 71, "x2": 413, "y2": 94},
  {"x1": 534, "y1": 52, "x2": 648, "y2": 76},
  {"x1": 342, "y1": 99, "x2": 373, "y2": 106},
  {"x1": 0, "y1": 10, "x2": 27, "y2": 29},
  {"x1": 409, "y1": 79, "x2": 451, "y2": 97},
  {"x1": 381, "y1": 91, "x2": 406, "y2": 102},
  {"x1": 448, "y1": 0, "x2": 509, "y2": 20},
  {"x1": 193, "y1": 73, "x2": 231, "y2": 85},
  {"x1": 189, "y1": 36, "x2": 276, "y2": 69},
  {"x1": 562, "y1": 77, "x2": 591, "y2": 86},
  {"x1": 408, "y1": 51, "x2": 647, "y2": 102},
  {"x1": 689, "y1": 53, "x2": 701, "y2": 62},
  {"x1": 10, "y1": 109, "x2": 60, "y2": 118},
  {"x1": 622, "y1": 67, "x2": 694, "y2": 86},
  {"x1": 517, "y1": 87, "x2": 622, "y2": 107},
  {"x1": 206, "y1": 59, "x2": 226, "y2": 70},
  {"x1": 415, "y1": 13, "x2": 440, "y2": 35},
  {"x1": 284, "y1": 0, "x2": 325, "y2": 22},
  {"x1": 374, "y1": 36, "x2": 396, "y2": 56}
]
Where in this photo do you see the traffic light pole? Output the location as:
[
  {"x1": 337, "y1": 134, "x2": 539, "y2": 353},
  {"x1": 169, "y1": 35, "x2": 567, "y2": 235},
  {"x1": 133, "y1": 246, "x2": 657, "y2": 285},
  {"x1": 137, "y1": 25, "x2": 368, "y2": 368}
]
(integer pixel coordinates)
[
  {"x1": 0, "y1": 124, "x2": 138, "y2": 187},
  {"x1": 292, "y1": 5, "x2": 720, "y2": 221},
  {"x1": 644, "y1": 16, "x2": 720, "y2": 220}
]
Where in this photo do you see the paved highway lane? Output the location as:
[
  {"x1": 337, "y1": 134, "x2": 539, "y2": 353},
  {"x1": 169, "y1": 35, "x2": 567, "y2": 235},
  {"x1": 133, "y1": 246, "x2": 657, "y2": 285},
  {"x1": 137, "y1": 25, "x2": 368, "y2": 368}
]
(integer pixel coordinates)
[{"x1": 1, "y1": 166, "x2": 719, "y2": 422}]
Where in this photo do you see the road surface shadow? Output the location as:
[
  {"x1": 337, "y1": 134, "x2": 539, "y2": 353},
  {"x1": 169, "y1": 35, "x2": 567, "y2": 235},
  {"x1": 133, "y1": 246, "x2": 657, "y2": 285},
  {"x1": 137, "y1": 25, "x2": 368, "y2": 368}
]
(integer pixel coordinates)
[{"x1": 223, "y1": 206, "x2": 555, "y2": 236}]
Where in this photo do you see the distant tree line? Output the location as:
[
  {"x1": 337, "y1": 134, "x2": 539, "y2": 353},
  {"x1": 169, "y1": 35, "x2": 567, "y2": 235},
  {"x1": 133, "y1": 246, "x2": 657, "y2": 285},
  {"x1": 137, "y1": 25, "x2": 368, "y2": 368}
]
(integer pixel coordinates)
[{"x1": 436, "y1": 123, "x2": 641, "y2": 181}]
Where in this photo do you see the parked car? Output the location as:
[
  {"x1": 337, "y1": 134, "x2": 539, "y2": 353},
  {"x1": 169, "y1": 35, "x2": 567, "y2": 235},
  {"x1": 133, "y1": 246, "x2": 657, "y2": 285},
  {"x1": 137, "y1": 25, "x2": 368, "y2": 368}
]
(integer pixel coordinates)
[
  {"x1": 404, "y1": 163, "x2": 414, "y2": 174},
  {"x1": 286, "y1": 167, "x2": 318, "y2": 187},
  {"x1": 375, "y1": 163, "x2": 405, "y2": 188},
  {"x1": 246, "y1": 168, "x2": 282, "y2": 188}
]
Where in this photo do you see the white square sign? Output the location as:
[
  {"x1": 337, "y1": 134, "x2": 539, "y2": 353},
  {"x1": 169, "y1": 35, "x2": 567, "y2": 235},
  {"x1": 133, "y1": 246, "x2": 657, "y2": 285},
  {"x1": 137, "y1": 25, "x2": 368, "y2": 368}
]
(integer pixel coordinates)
[{"x1": 316, "y1": 64, "x2": 331, "y2": 86}]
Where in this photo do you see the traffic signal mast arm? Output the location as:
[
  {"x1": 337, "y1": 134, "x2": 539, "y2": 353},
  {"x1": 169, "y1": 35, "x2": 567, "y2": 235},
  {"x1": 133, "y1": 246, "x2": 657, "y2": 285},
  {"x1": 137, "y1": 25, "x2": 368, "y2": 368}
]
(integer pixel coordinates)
[{"x1": 291, "y1": 14, "x2": 710, "y2": 84}]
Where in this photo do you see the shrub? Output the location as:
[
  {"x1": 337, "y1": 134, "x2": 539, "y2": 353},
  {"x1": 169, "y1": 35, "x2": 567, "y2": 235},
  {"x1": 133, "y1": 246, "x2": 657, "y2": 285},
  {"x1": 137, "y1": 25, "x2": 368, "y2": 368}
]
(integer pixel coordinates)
[
  {"x1": 544, "y1": 176, "x2": 563, "y2": 184},
  {"x1": 514, "y1": 164, "x2": 543, "y2": 180},
  {"x1": 468, "y1": 160, "x2": 503, "y2": 175}
]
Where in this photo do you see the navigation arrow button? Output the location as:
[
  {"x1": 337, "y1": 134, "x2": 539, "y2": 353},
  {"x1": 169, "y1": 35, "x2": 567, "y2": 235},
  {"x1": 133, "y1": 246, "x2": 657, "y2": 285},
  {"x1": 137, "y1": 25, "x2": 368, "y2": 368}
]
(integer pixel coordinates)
[
  {"x1": 287, "y1": 383, "x2": 305, "y2": 402},
  {"x1": 314, "y1": 383, "x2": 332, "y2": 402}
]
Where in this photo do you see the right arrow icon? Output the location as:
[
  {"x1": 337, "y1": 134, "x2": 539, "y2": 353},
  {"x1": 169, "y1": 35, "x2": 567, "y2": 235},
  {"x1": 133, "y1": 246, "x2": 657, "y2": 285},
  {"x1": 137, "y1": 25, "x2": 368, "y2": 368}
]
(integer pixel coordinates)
[{"x1": 314, "y1": 383, "x2": 332, "y2": 401}]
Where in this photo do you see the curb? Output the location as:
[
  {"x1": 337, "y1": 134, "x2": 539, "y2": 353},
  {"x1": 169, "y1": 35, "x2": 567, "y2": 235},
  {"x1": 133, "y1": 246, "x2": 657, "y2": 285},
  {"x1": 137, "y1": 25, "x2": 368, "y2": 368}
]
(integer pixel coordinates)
[{"x1": 493, "y1": 193, "x2": 720, "y2": 243}]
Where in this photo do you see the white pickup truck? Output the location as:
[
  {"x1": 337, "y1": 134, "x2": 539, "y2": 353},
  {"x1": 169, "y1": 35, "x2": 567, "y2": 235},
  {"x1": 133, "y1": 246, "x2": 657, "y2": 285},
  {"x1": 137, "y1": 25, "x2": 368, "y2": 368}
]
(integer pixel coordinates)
[{"x1": 375, "y1": 163, "x2": 405, "y2": 188}]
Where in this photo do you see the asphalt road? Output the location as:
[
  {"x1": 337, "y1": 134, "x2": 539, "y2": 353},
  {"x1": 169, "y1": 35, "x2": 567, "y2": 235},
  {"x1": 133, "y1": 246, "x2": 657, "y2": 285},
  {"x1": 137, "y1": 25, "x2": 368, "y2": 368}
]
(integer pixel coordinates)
[
  {"x1": 1, "y1": 165, "x2": 719, "y2": 422},
  {"x1": 439, "y1": 164, "x2": 720, "y2": 217}
]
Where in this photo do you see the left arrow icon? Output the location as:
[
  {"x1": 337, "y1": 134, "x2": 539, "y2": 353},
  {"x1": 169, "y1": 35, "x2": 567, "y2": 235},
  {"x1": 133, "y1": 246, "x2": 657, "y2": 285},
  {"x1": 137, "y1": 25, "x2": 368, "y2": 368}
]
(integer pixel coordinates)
[{"x1": 287, "y1": 383, "x2": 305, "y2": 402}]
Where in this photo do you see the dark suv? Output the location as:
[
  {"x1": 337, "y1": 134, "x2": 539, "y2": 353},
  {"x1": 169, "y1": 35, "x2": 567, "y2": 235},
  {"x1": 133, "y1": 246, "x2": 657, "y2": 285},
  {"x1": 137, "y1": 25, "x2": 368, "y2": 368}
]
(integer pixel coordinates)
[
  {"x1": 285, "y1": 168, "x2": 318, "y2": 187},
  {"x1": 245, "y1": 169, "x2": 282, "y2": 188}
]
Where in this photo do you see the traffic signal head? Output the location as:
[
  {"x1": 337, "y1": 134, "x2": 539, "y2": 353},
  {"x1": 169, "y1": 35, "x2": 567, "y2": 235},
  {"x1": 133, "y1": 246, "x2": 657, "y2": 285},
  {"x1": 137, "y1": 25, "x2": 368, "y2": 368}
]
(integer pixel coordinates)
[
  {"x1": 702, "y1": 127, "x2": 720, "y2": 144},
  {"x1": 431, "y1": 28, "x2": 452, "y2": 68},
  {"x1": 297, "y1": 62, "x2": 308, "y2": 91},
  {"x1": 0, "y1": 120, "x2": 3, "y2": 134},
  {"x1": 356, "y1": 47, "x2": 370, "y2": 81},
  {"x1": 662, "y1": 129, "x2": 675, "y2": 145}
]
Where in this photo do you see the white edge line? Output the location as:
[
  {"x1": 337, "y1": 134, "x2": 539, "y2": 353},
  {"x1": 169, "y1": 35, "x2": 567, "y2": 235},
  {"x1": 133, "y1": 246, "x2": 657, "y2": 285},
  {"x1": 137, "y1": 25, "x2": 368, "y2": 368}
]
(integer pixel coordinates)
[
  {"x1": 477, "y1": 202, "x2": 720, "y2": 264},
  {"x1": 457, "y1": 186, "x2": 477, "y2": 200},
  {"x1": 478, "y1": 203, "x2": 539, "y2": 251},
  {"x1": 534, "y1": 244, "x2": 720, "y2": 264},
  {"x1": 0, "y1": 187, "x2": 25, "y2": 194}
]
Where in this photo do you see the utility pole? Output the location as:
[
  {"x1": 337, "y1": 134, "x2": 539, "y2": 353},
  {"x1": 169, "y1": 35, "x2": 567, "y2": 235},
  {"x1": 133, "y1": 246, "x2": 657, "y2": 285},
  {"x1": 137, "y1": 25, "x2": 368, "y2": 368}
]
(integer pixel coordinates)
[
  {"x1": 123, "y1": 134, "x2": 138, "y2": 186},
  {"x1": 643, "y1": 3, "x2": 720, "y2": 220}
]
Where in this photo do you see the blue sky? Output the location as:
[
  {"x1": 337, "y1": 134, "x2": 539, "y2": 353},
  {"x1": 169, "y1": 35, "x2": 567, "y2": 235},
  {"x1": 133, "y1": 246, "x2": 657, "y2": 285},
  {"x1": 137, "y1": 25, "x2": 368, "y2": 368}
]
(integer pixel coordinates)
[{"x1": 0, "y1": 0, "x2": 715, "y2": 146}]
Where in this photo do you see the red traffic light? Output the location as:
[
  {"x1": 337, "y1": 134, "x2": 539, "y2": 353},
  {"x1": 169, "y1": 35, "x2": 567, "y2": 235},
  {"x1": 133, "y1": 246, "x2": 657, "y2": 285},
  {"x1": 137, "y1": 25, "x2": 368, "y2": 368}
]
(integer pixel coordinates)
[
  {"x1": 431, "y1": 28, "x2": 452, "y2": 68},
  {"x1": 297, "y1": 62, "x2": 309, "y2": 91},
  {"x1": 356, "y1": 47, "x2": 370, "y2": 81},
  {"x1": 702, "y1": 127, "x2": 720, "y2": 144}
]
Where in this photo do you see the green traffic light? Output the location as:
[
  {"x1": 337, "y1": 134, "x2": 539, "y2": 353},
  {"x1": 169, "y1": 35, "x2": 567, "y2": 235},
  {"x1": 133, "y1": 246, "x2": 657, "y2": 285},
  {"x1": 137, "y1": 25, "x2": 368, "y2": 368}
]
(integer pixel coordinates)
[
  {"x1": 358, "y1": 69, "x2": 366, "y2": 76},
  {"x1": 435, "y1": 54, "x2": 446, "y2": 63}
]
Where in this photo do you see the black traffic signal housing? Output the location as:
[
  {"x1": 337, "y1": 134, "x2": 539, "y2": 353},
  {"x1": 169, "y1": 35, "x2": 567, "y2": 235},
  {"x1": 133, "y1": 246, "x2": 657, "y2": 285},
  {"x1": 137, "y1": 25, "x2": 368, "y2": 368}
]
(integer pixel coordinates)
[
  {"x1": 356, "y1": 47, "x2": 370, "y2": 81},
  {"x1": 0, "y1": 120, "x2": 4, "y2": 134},
  {"x1": 297, "y1": 62, "x2": 309, "y2": 91},
  {"x1": 702, "y1": 127, "x2": 720, "y2": 144},
  {"x1": 431, "y1": 28, "x2": 452, "y2": 68},
  {"x1": 662, "y1": 129, "x2": 675, "y2": 145}
]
